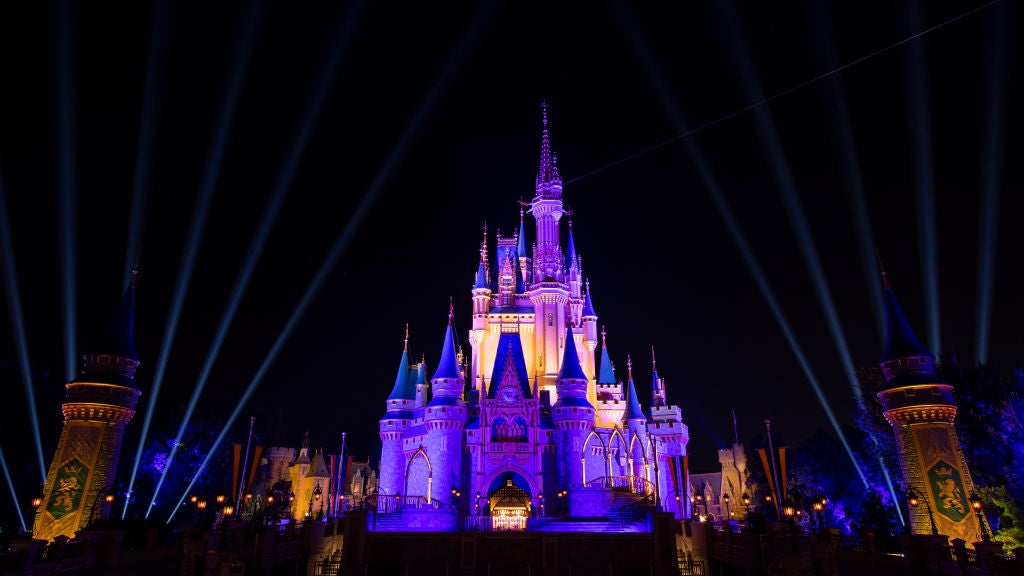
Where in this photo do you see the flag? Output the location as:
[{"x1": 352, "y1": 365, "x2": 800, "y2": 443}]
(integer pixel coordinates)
[
  {"x1": 246, "y1": 445, "x2": 264, "y2": 492},
  {"x1": 779, "y1": 446, "x2": 787, "y2": 502},
  {"x1": 231, "y1": 443, "x2": 242, "y2": 502},
  {"x1": 757, "y1": 447, "x2": 779, "y2": 516}
]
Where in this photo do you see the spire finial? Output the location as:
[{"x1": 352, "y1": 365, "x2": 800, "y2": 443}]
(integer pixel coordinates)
[
  {"x1": 129, "y1": 245, "x2": 142, "y2": 288},
  {"x1": 601, "y1": 325, "x2": 607, "y2": 348},
  {"x1": 627, "y1": 354, "x2": 633, "y2": 380},
  {"x1": 876, "y1": 249, "x2": 890, "y2": 289},
  {"x1": 519, "y1": 200, "x2": 524, "y2": 223},
  {"x1": 404, "y1": 323, "x2": 409, "y2": 350},
  {"x1": 448, "y1": 297, "x2": 454, "y2": 322},
  {"x1": 651, "y1": 346, "x2": 656, "y2": 371}
]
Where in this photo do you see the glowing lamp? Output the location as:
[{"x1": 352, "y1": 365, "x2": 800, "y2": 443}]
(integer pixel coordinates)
[
  {"x1": 783, "y1": 504, "x2": 795, "y2": 517},
  {"x1": 197, "y1": 500, "x2": 207, "y2": 510},
  {"x1": 190, "y1": 495, "x2": 198, "y2": 504},
  {"x1": 223, "y1": 505, "x2": 234, "y2": 516},
  {"x1": 32, "y1": 497, "x2": 42, "y2": 508},
  {"x1": 813, "y1": 501, "x2": 823, "y2": 512},
  {"x1": 969, "y1": 492, "x2": 982, "y2": 511},
  {"x1": 216, "y1": 495, "x2": 225, "y2": 504},
  {"x1": 105, "y1": 494, "x2": 115, "y2": 503}
]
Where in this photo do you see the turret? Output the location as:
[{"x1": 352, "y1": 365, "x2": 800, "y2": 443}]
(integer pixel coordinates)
[
  {"x1": 595, "y1": 326, "x2": 625, "y2": 427},
  {"x1": 651, "y1": 347, "x2": 666, "y2": 408},
  {"x1": 874, "y1": 267, "x2": 986, "y2": 541},
  {"x1": 622, "y1": 356, "x2": 649, "y2": 481},
  {"x1": 552, "y1": 324, "x2": 593, "y2": 487},
  {"x1": 379, "y1": 330, "x2": 415, "y2": 497},
  {"x1": 414, "y1": 355, "x2": 430, "y2": 407},
  {"x1": 33, "y1": 268, "x2": 143, "y2": 541},
  {"x1": 645, "y1": 353, "x2": 689, "y2": 516},
  {"x1": 517, "y1": 205, "x2": 531, "y2": 286},
  {"x1": 424, "y1": 304, "x2": 468, "y2": 503}
]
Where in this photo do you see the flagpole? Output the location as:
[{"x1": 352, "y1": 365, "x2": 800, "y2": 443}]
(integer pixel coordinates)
[
  {"x1": 335, "y1": 432, "x2": 347, "y2": 515},
  {"x1": 236, "y1": 416, "x2": 256, "y2": 515},
  {"x1": 765, "y1": 419, "x2": 782, "y2": 516}
]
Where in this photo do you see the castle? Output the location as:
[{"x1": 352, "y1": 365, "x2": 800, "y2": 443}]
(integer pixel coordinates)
[{"x1": 375, "y1": 105, "x2": 690, "y2": 531}]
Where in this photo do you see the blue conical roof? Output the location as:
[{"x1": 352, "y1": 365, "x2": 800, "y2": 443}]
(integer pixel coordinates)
[
  {"x1": 582, "y1": 286, "x2": 596, "y2": 318},
  {"x1": 86, "y1": 281, "x2": 139, "y2": 361},
  {"x1": 514, "y1": 249, "x2": 526, "y2": 293},
  {"x1": 474, "y1": 261, "x2": 488, "y2": 289},
  {"x1": 517, "y1": 212, "x2": 528, "y2": 259},
  {"x1": 623, "y1": 374, "x2": 645, "y2": 421},
  {"x1": 881, "y1": 286, "x2": 932, "y2": 362},
  {"x1": 557, "y1": 324, "x2": 588, "y2": 381},
  {"x1": 566, "y1": 224, "x2": 578, "y2": 269},
  {"x1": 387, "y1": 344, "x2": 415, "y2": 401},
  {"x1": 432, "y1": 314, "x2": 462, "y2": 381},
  {"x1": 597, "y1": 332, "x2": 616, "y2": 385}
]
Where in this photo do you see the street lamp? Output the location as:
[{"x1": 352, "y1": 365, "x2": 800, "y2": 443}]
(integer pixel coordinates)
[
  {"x1": 908, "y1": 488, "x2": 939, "y2": 536},
  {"x1": 741, "y1": 492, "x2": 751, "y2": 521},
  {"x1": 969, "y1": 492, "x2": 990, "y2": 542},
  {"x1": 723, "y1": 493, "x2": 731, "y2": 519}
]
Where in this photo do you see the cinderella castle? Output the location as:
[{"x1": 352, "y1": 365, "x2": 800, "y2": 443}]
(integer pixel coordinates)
[{"x1": 375, "y1": 105, "x2": 690, "y2": 531}]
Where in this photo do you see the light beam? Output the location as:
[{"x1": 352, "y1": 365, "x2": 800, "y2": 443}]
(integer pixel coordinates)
[
  {"x1": 123, "y1": 0, "x2": 268, "y2": 520},
  {"x1": 54, "y1": 0, "x2": 78, "y2": 383},
  {"x1": 146, "y1": 0, "x2": 360, "y2": 518},
  {"x1": 124, "y1": 0, "x2": 171, "y2": 286},
  {"x1": 166, "y1": 0, "x2": 498, "y2": 523},
  {"x1": 903, "y1": 0, "x2": 941, "y2": 357},
  {"x1": 612, "y1": 0, "x2": 871, "y2": 492},
  {"x1": 0, "y1": 443, "x2": 26, "y2": 533},
  {"x1": 975, "y1": 1, "x2": 1009, "y2": 363},
  {"x1": 0, "y1": 172, "x2": 47, "y2": 484}
]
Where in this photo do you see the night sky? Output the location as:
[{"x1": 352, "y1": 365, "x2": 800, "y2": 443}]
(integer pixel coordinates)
[{"x1": 0, "y1": 0, "x2": 1021, "y2": 527}]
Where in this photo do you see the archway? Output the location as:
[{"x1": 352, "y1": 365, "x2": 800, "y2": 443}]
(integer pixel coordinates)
[{"x1": 485, "y1": 471, "x2": 532, "y2": 531}]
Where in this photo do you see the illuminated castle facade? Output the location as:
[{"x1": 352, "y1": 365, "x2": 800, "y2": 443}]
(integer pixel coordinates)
[
  {"x1": 877, "y1": 271, "x2": 990, "y2": 543},
  {"x1": 32, "y1": 271, "x2": 142, "y2": 541},
  {"x1": 377, "y1": 106, "x2": 689, "y2": 530}
]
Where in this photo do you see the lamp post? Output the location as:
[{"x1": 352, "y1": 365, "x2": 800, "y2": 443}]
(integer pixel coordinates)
[
  {"x1": 309, "y1": 481, "x2": 323, "y2": 520},
  {"x1": 908, "y1": 488, "x2": 939, "y2": 536},
  {"x1": 783, "y1": 499, "x2": 798, "y2": 550},
  {"x1": 723, "y1": 493, "x2": 731, "y2": 520},
  {"x1": 969, "y1": 492, "x2": 990, "y2": 542},
  {"x1": 741, "y1": 492, "x2": 751, "y2": 521}
]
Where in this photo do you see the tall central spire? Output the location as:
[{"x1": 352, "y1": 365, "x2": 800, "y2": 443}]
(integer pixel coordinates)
[{"x1": 535, "y1": 102, "x2": 562, "y2": 198}]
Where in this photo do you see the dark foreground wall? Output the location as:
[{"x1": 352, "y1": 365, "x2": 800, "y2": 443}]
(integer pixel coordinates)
[{"x1": 342, "y1": 510, "x2": 680, "y2": 576}]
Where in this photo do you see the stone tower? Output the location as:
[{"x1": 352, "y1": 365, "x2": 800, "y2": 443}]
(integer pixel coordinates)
[
  {"x1": 32, "y1": 271, "x2": 142, "y2": 541},
  {"x1": 876, "y1": 271, "x2": 988, "y2": 543}
]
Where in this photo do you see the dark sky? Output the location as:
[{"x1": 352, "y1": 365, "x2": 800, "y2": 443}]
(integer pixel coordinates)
[{"x1": 0, "y1": 0, "x2": 1021, "y2": 526}]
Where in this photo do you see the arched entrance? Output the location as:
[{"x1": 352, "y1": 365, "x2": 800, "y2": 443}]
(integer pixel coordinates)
[{"x1": 486, "y1": 472, "x2": 532, "y2": 531}]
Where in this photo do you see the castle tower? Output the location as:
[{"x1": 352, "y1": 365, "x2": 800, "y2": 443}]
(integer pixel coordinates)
[
  {"x1": 32, "y1": 270, "x2": 143, "y2": 541},
  {"x1": 551, "y1": 324, "x2": 594, "y2": 488},
  {"x1": 647, "y1": 349, "x2": 690, "y2": 517},
  {"x1": 470, "y1": 225, "x2": 492, "y2": 398},
  {"x1": 622, "y1": 357, "x2": 648, "y2": 481},
  {"x1": 876, "y1": 271, "x2": 988, "y2": 543},
  {"x1": 595, "y1": 327, "x2": 625, "y2": 427},
  {"x1": 423, "y1": 305, "x2": 468, "y2": 503},
  {"x1": 379, "y1": 329, "x2": 416, "y2": 497}
]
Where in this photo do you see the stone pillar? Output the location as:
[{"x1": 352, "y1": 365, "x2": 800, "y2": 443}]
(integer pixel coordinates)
[{"x1": 339, "y1": 510, "x2": 367, "y2": 576}]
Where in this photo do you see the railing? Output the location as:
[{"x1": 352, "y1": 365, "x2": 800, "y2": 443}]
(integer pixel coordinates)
[
  {"x1": 618, "y1": 494, "x2": 655, "y2": 530},
  {"x1": 368, "y1": 493, "x2": 446, "y2": 514},
  {"x1": 313, "y1": 558, "x2": 342, "y2": 575},
  {"x1": 677, "y1": 555, "x2": 706, "y2": 575},
  {"x1": 583, "y1": 475, "x2": 656, "y2": 495}
]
